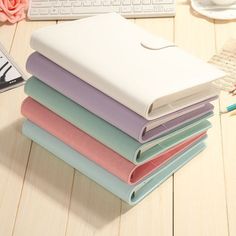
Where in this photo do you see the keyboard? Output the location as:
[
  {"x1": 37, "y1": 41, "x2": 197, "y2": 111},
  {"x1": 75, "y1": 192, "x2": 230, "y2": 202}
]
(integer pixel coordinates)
[{"x1": 28, "y1": 0, "x2": 176, "y2": 20}]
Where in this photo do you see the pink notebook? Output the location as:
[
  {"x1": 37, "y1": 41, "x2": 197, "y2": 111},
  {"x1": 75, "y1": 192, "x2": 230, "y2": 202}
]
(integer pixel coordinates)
[{"x1": 21, "y1": 97, "x2": 207, "y2": 184}]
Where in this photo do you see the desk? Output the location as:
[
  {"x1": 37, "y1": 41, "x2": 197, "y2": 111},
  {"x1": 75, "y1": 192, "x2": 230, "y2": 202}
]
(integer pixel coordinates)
[{"x1": 0, "y1": 0, "x2": 236, "y2": 235}]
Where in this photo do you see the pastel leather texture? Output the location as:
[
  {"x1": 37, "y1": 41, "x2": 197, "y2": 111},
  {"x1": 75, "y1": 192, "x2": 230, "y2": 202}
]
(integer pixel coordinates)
[
  {"x1": 21, "y1": 97, "x2": 208, "y2": 184},
  {"x1": 30, "y1": 13, "x2": 224, "y2": 120},
  {"x1": 22, "y1": 120, "x2": 206, "y2": 205},
  {"x1": 26, "y1": 52, "x2": 216, "y2": 143},
  {"x1": 24, "y1": 77, "x2": 212, "y2": 165}
]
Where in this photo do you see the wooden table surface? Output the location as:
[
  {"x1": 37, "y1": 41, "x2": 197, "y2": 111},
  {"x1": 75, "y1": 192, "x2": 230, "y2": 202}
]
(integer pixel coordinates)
[{"x1": 0, "y1": 0, "x2": 236, "y2": 235}]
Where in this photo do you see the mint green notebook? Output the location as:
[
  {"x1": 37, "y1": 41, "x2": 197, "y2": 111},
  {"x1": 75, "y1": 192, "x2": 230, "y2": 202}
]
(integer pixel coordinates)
[
  {"x1": 23, "y1": 120, "x2": 206, "y2": 205},
  {"x1": 25, "y1": 77, "x2": 211, "y2": 165}
]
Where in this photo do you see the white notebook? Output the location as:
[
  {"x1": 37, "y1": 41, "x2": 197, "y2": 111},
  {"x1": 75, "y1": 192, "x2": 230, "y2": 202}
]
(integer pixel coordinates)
[{"x1": 30, "y1": 13, "x2": 224, "y2": 120}]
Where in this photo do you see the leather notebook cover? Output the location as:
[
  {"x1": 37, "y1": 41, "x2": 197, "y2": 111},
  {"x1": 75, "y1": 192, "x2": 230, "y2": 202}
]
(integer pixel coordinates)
[
  {"x1": 26, "y1": 52, "x2": 217, "y2": 143},
  {"x1": 30, "y1": 13, "x2": 224, "y2": 120},
  {"x1": 22, "y1": 120, "x2": 206, "y2": 205},
  {"x1": 24, "y1": 77, "x2": 212, "y2": 165},
  {"x1": 21, "y1": 97, "x2": 208, "y2": 184}
]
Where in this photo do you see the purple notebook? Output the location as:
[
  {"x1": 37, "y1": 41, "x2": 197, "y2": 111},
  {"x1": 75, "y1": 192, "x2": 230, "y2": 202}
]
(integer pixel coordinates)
[{"x1": 26, "y1": 52, "x2": 216, "y2": 143}]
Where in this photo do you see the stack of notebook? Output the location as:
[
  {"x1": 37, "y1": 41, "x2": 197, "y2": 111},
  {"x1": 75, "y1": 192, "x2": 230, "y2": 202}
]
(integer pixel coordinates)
[{"x1": 21, "y1": 13, "x2": 225, "y2": 205}]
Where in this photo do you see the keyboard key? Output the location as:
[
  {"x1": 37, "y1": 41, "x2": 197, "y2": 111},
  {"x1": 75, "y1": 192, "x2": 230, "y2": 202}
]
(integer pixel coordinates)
[
  {"x1": 84, "y1": 0, "x2": 92, "y2": 6},
  {"x1": 53, "y1": 2, "x2": 62, "y2": 7},
  {"x1": 152, "y1": 0, "x2": 173, "y2": 3},
  {"x1": 50, "y1": 8, "x2": 59, "y2": 14},
  {"x1": 30, "y1": 8, "x2": 40, "y2": 14},
  {"x1": 94, "y1": 0, "x2": 102, "y2": 5},
  {"x1": 133, "y1": 5, "x2": 142, "y2": 11},
  {"x1": 142, "y1": 0, "x2": 151, "y2": 4},
  {"x1": 63, "y1": 2, "x2": 72, "y2": 6},
  {"x1": 122, "y1": 0, "x2": 131, "y2": 5},
  {"x1": 143, "y1": 5, "x2": 154, "y2": 11},
  {"x1": 72, "y1": 6, "x2": 112, "y2": 13},
  {"x1": 31, "y1": 2, "x2": 51, "y2": 7},
  {"x1": 103, "y1": 0, "x2": 111, "y2": 6},
  {"x1": 73, "y1": 2, "x2": 82, "y2": 6},
  {"x1": 40, "y1": 8, "x2": 49, "y2": 14},
  {"x1": 155, "y1": 5, "x2": 164, "y2": 11},
  {"x1": 60, "y1": 7, "x2": 71, "y2": 14},
  {"x1": 164, "y1": 5, "x2": 174, "y2": 12},
  {"x1": 113, "y1": 6, "x2": 120, "y2": 12},
  {"x1": 121, "y1": 5, "x2": 132, "y2": 12},
  {"x1": 133, "y1": 0, "x2": 141, "y2": 4},
  {"x1": 112, "y1": 0, "x2": 121, "y2": 5}
]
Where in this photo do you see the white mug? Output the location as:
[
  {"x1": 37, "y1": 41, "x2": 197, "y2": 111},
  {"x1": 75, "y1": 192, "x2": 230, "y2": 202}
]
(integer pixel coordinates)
[{"x1": 210, "y1": 0, "x2": 236, "y2": 5}]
